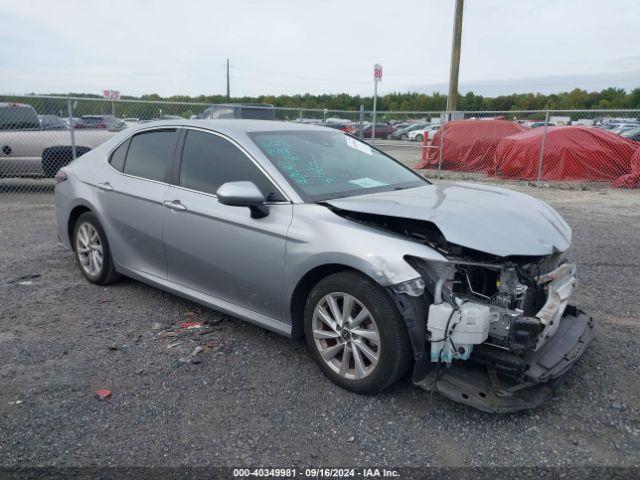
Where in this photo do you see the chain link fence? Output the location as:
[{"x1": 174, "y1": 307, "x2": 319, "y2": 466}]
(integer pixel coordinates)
[{"x1": 1, "y1": 94, "x2": 639, "y2": 203}]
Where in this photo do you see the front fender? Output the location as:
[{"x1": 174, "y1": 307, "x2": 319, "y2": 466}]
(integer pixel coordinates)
[{"x1": 281, "y1": 204, "x2": 447, "y2": 323}]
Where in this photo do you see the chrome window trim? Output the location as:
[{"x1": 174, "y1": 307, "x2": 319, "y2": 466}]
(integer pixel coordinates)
[{"x1": 104, "y1": 124, "x2": 293, "y2": 203}]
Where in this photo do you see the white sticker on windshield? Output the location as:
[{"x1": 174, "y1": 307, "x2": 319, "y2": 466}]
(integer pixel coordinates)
[
  {"x1": 349, "y1": 177, "x2": 387, "y2": 188},
  {"x1": 345, "y1": 136, "x2": 373, "y2": 155}
]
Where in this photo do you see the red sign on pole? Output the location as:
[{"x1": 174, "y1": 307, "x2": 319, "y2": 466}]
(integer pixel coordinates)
[
  {"x1": 373, "y1": 64, "x2": 383, "y2": 82},
  {"x1": 103, "y1": 90, "x2": 121, "y2": 100}
]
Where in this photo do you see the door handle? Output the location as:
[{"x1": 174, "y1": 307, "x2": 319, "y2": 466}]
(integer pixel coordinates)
[
  {"x1": 163, "y1": 200, "x2": 187, "y2": 211},
  {"x1": 97, "y1": 182, "x2": 113, "y2": 191}
]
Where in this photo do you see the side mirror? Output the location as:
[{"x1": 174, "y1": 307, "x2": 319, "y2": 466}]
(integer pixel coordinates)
[{"x1": 216, "y1": 181, "x2": 269, "y2": 218}]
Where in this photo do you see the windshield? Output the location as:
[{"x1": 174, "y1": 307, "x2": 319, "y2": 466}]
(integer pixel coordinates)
[{"x1": 250, "y1": 130, "x2": 427, "y2": 201}]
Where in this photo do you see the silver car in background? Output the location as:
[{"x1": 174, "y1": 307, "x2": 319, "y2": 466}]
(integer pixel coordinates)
[{"x1": 54, "y1": 120, "x2": 594, "y2": 412}]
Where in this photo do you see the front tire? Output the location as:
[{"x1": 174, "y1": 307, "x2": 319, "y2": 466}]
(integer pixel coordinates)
[
  {"x1": 414, "y1": 134, "x2": 423, "y2": 142},
  {"x1": 73, "y1": 212, "x2": 120, "y2": 285},
  {"x1": 304, "y1": 271, "x2": 411, "y2": 394}
]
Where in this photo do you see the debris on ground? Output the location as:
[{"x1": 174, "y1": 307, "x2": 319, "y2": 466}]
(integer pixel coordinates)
[
  {"x1": 7, "y1": 273, "x2": 41, "y2": 284},
  {"x1": 95, "y1": 389, "x2": 112, "y2": 401},
  {"x1": 180, "y1": 321, "x2": 206, "y2": 329},
  {"x1": 151, "y1": 322, "x2": 162, "y2": 331},
  {"x1": 98, "y1": 298, "x2": 112, "y2": 304},
  {"x1": 167, "y1": 341, "x2": 183, "y2": 349},
  {"x1": 159, "y1": 330, "x2": 179, "y2": 338},
  {"x1": 9, "y1": 400, "x2": 24, "y2": 405},
  {"x1": 190, "y1": 346, "x2": 204, "y2": 357},
  {"x1": 612, "y1": 400, "x2": 626, "y2": 411}
]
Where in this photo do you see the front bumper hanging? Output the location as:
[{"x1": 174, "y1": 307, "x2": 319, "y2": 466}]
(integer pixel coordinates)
[{"x1": 414, "y1": 306, "x2": 595, "y2": 413}]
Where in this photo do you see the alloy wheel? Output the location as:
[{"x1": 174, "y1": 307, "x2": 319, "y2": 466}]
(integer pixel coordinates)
[
  {"x1": 311, "y1": 292, "x2": 381, "y2": 380},
  {"x1": 76, "y1": 222, "x2": 104, "y2": 276}
]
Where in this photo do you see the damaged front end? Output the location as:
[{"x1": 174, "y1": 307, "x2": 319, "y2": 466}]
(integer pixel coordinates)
[
  {"x1": 406, "y1": 255, "x2": 594, "y2": 413},
  {"x1": 331, "y1": 206, "x2": 594, "y2": 413}
]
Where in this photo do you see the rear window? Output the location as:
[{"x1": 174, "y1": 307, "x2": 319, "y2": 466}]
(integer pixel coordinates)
[
  {"x1": 122, "y1": 130, "x2": 178, "y2": 182},
  {"x1": 0, "y1": 105, "x2": 40, "y2": 130}
]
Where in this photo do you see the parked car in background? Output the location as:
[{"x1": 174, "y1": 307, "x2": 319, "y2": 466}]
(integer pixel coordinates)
[
  {"x1": 407, "y1": 124, "x2": 441, "y2": 142},
  {"x1": 610, "y1": 123, "x2": 640, "y2": 134},
  {"x1": 54, "y1": 119, "x2": 593, "y2": 412},
  {"x1": 356, "y1": 123, "x2": 395, "y2": 139},
  {"x1": 0, "y1": 102, "x2": 115, "y2": 178},
  {"x1": 75, "y1": 115, "x2": 125, "y2": 131},
  {"x1": 200, "y1": 103, "x2": 275, "y2": 120},
  {"x1": 122, "y1": 117, "x2": 140, "y2": 128},
  {"x1": 619, "y1": 127, "x2": 640, "y2": 142},
  {"x1": 528, "y1": 121, "x2": 557, "y2": 128},
  {"x1": 390, "y1": 123, "x2": 429, "y2": 140},
  {"x1": 0, "y1": 102, "x2": 41, "y2": 130},
  {"x1": 325, "y1": 121, "x2": 354, "y2": 132},
  {"x1": 39, "y1": 115, "x2": 68, "y2": 130}
]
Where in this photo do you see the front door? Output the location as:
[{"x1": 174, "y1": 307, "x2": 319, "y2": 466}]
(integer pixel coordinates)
[{"x1": 162, "y1": 128, "x2": 292, "y2": 320}]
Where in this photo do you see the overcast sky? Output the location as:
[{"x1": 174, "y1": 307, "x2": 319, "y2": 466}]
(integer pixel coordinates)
[{"x1": 1, "y1": 0, "x2": 638, "y2": 97}]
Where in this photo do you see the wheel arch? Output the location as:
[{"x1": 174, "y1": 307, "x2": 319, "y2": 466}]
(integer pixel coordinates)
[
  {"x1": 67, "y1": 204, "x2": 93, "y2": 251},
  {"x1": 289, "y1": 264, "x2": 367, "y2": 339}
]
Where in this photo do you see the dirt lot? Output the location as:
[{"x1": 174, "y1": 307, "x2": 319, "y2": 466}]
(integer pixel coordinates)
[{"x1": 1, "y1": 179, "x2": 639, "y2": 468}]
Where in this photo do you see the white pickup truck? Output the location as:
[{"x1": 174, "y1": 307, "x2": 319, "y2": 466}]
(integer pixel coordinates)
[{"x1": 0, "y1": 102, "x2": 115, "y2": 178}]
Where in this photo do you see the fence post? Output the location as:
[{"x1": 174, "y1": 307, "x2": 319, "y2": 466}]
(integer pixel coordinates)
[
  {"x1": 421, "y1": 132, "x2": 429, "y2": 165},
  {"x1": 536, "y1": 110, "x2": 550, "y2": 186},
  {"x1": 437, "y1": 113, "x2": 446, "y2": 180},
  {"x1": 67, "y1": 97, "x2": 77, "y2": 161},
  {"x1": 358, "y1": 104, "x2": 364, "y2": 139}
]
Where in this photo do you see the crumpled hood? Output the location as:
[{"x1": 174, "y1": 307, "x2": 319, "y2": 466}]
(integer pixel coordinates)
[{"x1": 325, "y1": 182, "x2": 571, "y2": 257}]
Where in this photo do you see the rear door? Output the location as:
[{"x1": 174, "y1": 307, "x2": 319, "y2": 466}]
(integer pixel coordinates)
[
  {"x1": 162, "y1": 128, "x2": 292, "y2": 320},
  {"x1": 96, "y1": 128, "x2": 179, "y2": 278}
]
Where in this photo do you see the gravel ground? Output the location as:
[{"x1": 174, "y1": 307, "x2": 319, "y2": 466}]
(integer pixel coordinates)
[{"x1": 0, "y1": 182, "x2": 639, "y2": 468}]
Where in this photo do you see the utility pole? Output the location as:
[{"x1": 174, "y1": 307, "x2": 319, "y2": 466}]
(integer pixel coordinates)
[
  {"x1": 226, "y1": 58, "x2": 231, "y2": 102},
  {"x1": 446, "y1": 0, "x2": 464, "y2": 113}
]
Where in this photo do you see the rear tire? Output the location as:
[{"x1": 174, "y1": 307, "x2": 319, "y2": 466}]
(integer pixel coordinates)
[
  {"x1": 73, "y1": 212, "x2": 121, "y2": 285},
  {"x1": 304, "y1": 271, "x2": 411, "y2": 394}
]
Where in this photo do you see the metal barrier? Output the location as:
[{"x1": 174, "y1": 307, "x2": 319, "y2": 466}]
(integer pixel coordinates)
[{"x1": 1, "y1": 94, "x2": 639, "y2": 203}]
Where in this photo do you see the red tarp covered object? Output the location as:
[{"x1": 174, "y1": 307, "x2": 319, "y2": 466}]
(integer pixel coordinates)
[
  {"x1": 415, "y1": 120, "x2": 527, "y2": 171},
  {"x1": 612, "y1": 147, "x2": 640, "y2": 189},
  {"x1": 492, "y1": 126, "x2": 639, "y2": 184}
]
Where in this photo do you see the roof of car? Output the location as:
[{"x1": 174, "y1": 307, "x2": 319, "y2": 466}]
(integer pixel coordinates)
[
  {"x1": 129, "y1": 119, "x2": 334, "y2": 135},
  {"x1": 0, "y1": 102, "x2": 35, "y2": 109}
]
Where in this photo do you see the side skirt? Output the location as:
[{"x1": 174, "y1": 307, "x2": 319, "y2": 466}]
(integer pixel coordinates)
[{"x1": 117, "y1": 266, "x2": 293, "y2": 337}]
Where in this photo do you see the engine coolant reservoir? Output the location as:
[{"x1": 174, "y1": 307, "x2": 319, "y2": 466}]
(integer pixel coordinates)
[{"x1": 428, "y1": 301, "x2": 490, "y2": 362}]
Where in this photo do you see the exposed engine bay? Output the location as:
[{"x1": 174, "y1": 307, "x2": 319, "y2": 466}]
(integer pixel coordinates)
[{"x1": 328, "y1": 206, "x2": 594, "y2": 412}]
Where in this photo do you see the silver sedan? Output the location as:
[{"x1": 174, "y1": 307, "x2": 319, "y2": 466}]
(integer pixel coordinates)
[{"x1": 55, "y1": 120, "x2": 594, "y2": 412}]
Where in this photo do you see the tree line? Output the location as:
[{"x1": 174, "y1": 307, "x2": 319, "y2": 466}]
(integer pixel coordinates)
[
  {"x1": 5, "y1": 87, "x2": 639, "y2": 121},
  {"x1": 116, "y1": 87, "x2": 640, "y2": 111}
]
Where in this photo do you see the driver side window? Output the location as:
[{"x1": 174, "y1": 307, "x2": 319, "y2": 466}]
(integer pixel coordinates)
[{"x1": 179, "y1": 129, "x2": 284, "y2": 201}]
